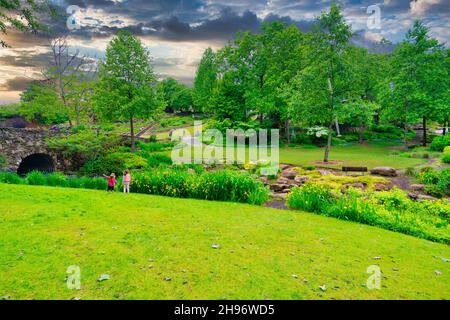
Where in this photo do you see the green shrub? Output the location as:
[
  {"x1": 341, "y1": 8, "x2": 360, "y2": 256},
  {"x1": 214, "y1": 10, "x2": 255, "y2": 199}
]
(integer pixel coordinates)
[
  {"x1": 1, "y1": 171, "x2": 108, "y2": 191},
  {"x1": 81, "y1": 177, "x2": 107, "y2": 190},
  {"x1": 418, "y1": 168, "x2": 449, "y2": 196},
  {"x1": 430, "y1": 135, "x2": 450, "y2": 152},
  {"x1": 0, "y1": 172, "x2": 24, "y2": 184},
  {"x1": 424, "y1": 185, "x2": 445, "y2": 198},
  {"x1": 137, "y1": 141, "x2": 174, "y2": 153},
  {"x1": 147, "y1": 154, "x2": 173, "y2": 168},
  {"x1": 131, "y1": 169, "x2": 269, "y2": 205},
  {"x1": 287, "y1": 183, "x2": 450, "y2": 244},
  {"x1": 26, "y1": 171, "x2": 47, "y2": 185},
  {"x1": 442, "y1": 146, "x2": 450, "y2": 163},
  {"x1": 80, "y1": 152, "x2": 147, "y2": 176},
  {"x1": 46, "y1": 173, "x2": 68, "y2": 187},
  {"x1": 66, "y1": 178, "x2": 84, "y2": 188},
  {"x1": 442, "y1": 153, "x2": 450, "y2": 164},
  {"x1": 404, "y1": 167, "x2": 417, "y2": 177}
]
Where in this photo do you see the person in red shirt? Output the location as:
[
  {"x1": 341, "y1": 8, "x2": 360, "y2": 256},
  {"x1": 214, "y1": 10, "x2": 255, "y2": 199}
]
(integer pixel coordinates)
[{"x1": 103, "y1": 173, "x2": 117, "y2": 192}]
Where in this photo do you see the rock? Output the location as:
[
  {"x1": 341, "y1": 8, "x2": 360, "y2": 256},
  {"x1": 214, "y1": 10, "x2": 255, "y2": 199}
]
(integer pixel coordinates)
[
  {"x1": 212, "y1": 244, "x2": 221, "y2": 249},
  {"x1": 435, "y1": 270, "x2": 442, "y2": 276},
  {"x1": 281, "y1": 169, "x2": 297, "y2": 179},
  {"x1": 319, "y1": 285, "x2": 327, "y2": 292},
  {"x1": 259, "y1": 176, "x2": 268, "y2": 184},
  {"x1": 270, "y1": 184, "x2": 287, "y2": 192},
  {"x1": 370, "y1": 167, "x2": 398, "y2": 177},
  {"x1": 410, "y1": 184, "x2": 425, "y2": 192},
  {"x1": 277, "y1": 177, "x2": 289, "y2": 184},
  {"x1": 344, "y1": 182, "x2": 366, "y2": 189},
  {"x1": 408, "y1": 192, "x2": 419, "y2": 200},
  {"x1": 372, "y1": 256, "x2": 381, "y2": 260},
  {"x1": 292, "y1": 274, "x2": 298, "y2": 279},
  {"x1": 374, "y1": 183, "x2": 393, "y2": 191},
  {"x1": 271, "y1": 192, "x2": 289, "y2": 200},
  {"x1": 294, "y1": 175, "x2": 310, "y2": 184},
  {"x1": 164, "y1": 276, "x2": 172, "y2": 281},
  {"x1": 97, "y1": 274, "x2": 110, "y2": 282},
  {"x1": 417, "y1": 194, "x2": 437, "y2": 201},
  {"x1": 317, "y1": 169, "x2": 333, "y2": 176},
  {"x1": 279, "y1": 164, "x2": 291, "y2": 170}
]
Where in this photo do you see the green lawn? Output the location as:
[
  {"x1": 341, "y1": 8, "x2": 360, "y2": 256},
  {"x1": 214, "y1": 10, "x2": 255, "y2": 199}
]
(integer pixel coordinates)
[
  {"x1": 279, "y1": 144, "x2": 426, "y2": 169},
  {"x1": 1, "y1": 184, "x2": 449, "y2": 300},
  {"x1": 165, "y1": 143, "x2": 426, "y2": 169}
]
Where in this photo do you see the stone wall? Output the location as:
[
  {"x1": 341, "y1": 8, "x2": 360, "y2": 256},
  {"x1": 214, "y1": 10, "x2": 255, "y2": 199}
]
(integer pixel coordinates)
[{"x1": 0, "y1": 128, "x2": 65, "y2": 172}]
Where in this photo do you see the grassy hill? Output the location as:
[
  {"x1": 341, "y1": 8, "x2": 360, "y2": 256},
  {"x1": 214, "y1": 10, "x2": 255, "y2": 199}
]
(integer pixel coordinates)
[{"x1": 0, "y1": 183, "x2": 448, "y2": 300}]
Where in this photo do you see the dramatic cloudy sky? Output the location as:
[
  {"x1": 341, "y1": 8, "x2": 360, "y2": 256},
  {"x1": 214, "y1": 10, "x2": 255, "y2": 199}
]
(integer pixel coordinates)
[{"x1": 0, "y1": 0, "x2": 449, "y2": 103}]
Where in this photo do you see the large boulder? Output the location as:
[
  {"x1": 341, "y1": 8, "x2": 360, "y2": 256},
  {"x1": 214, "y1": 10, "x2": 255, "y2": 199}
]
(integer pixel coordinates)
[
  {"x1": 344, "y1": 182, "x2": 366, "y2": 190},
  {"x1": 374, "y1": 182, "x2": 394, "y2": 191},
  {"x1": 370, "y1": 167, "x2": 398, "y2": 177},
  {"x1": 270, "y1": 184, "x2": 288, "y2": 192},
  {"x1": 410, "y1": 184, "x2": 425, "y2": 192},
  {"x1": 277, "y1": 177, "x2": 289, "y2": 184},
  {"x1": 281, "y1": 169, "x2": 297, "y2": 179},
  {"x1": 294, "y1": 175, "x2": 310, "y2": 184}
]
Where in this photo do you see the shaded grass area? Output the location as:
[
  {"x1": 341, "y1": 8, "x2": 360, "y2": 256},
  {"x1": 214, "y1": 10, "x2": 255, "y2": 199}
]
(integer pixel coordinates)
[
  {"x1": 279, "y1": 144, "x2": 426, "y2": 169},
  {"x1": 0, "y1": 184, "x2": 449, "y2": 300},
  {"x1": 163, "y1": 143, "x2": 426, "y2": 169}
]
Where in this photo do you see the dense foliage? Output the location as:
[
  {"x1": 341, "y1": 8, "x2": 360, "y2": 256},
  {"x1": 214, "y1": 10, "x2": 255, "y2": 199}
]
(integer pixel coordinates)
[
  {"x1": 0, "y1": 169, "x2": 269, "y2": 205},
  {"x1": 94, "y1": 31, "x2": 164, "y2": 152},
  {"x1": 132, "y1": 169, "x2": 269, "y2": 205},
  {"x1": 0, "y1": 171, "x2": 107, "y2": 190},
  {"x1": 287, "y1": 183, "x2": 450, "y2": 244},
  {"x1": 417, "y1": 167, "x2": 450, "y2": 198}
]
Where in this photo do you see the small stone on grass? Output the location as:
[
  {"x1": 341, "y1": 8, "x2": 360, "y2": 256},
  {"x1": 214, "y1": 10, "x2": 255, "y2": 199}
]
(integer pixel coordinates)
[{"x1": 97, "y1": 274, "x2": 110, "y2": 282}]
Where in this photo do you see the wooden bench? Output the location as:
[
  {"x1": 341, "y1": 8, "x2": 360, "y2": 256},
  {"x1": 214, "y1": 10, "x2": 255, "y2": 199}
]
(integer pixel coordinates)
[{"x1": 342, "y1": 166, "x2": 368, "y2": 175}]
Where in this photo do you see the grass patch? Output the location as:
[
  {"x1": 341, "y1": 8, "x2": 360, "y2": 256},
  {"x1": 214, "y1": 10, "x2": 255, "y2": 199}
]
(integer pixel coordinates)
[
  {"x1": 279, "y1": 144, "x2": 426, "y2": 169},
  {"x1": 0, "y1": 184, "x2": 449, "y2": 300}
]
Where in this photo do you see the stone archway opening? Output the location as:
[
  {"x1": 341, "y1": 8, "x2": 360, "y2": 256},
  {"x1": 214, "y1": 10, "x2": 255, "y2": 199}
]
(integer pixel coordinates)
[{"x1": 17, "y1": 153, "x2": 55, "y2": 175}]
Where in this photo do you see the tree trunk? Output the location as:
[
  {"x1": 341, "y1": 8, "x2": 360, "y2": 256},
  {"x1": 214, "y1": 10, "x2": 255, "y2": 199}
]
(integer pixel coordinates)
[
  {"x1": 130, "y1": 116, "x2": 136, "y2": 153},
  {"x1": 422, "y1": 116, "x2": 427, "y2": 146},
  {"x1": 335, "y1": 118, "x2": 341, "y2": 136},
  {"x1": 285, "y1": 119, "x2": 290, "y2": 144},
  {"x1": 443, "y1": 120, "x2": 447, "y2": 135},
  {"x1": 404, "y1": 123, "x2": 408, "y2": 147},
  {"x1": 323, "y1": 122, "x2": 333, "y2": 163}
]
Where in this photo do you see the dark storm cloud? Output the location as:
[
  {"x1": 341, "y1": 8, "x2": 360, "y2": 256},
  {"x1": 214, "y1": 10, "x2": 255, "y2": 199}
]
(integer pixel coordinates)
[
  {"x1": 1, "y1": 0, "x2": 448, "y2": 103},
  {"x1": 69, "y1": 7, "x2": 316, "y2": 41},
  {"x1": 0, "y1": 77, "x2": 31, "y2": 91}
]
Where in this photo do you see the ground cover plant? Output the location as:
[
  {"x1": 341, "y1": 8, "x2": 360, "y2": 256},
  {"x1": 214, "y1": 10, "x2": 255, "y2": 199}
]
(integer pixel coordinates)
[
  {"x1": 287, "y1": 183, "x2": 450, "y2": 244},
  {"x1": 417, "y1": 167, "x2": 450, "y2": 198}
]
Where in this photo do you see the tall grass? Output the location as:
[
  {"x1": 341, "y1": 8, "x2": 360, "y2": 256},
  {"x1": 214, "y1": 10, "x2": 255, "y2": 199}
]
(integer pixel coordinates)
[
  {"x1": 132, "y1": 169, "x2": 269, "y2": 205},
  {"x1": 287, "y1": 183, "x2": 450, "y2": 244},
  {"x1": 0, "y1": 171, "x2": 107, "y2": 191},
  {"x1": 0, "y1": 169, "x2": 268, "y2": 205}
]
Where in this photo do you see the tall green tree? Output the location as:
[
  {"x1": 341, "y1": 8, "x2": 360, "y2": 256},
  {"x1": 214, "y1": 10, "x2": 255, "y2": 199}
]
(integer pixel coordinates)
[
  {"x1": 19, "y1": 81, "x2": 67, "y2": 124},
  {"x1": 287, "y1": 4, "x2": 353, "y2": 162},
  {"x1": 158, "y1": 78, "x2": 192, "y2": 113},
  {"x1": 94, "y1": 31, "x2": 162, "y2": 152},
  {"x1": 192, "y1": 48, "x2": 217, "y2": 113},
  {"x1": 378, "y1": 21, "x2": 448, "y2": 146}
]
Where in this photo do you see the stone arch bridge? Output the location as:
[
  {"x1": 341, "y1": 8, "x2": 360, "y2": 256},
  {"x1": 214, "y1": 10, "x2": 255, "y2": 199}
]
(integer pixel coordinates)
[{"x1": 0, "y1": 128, "x2": 68, "y2": 174}]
